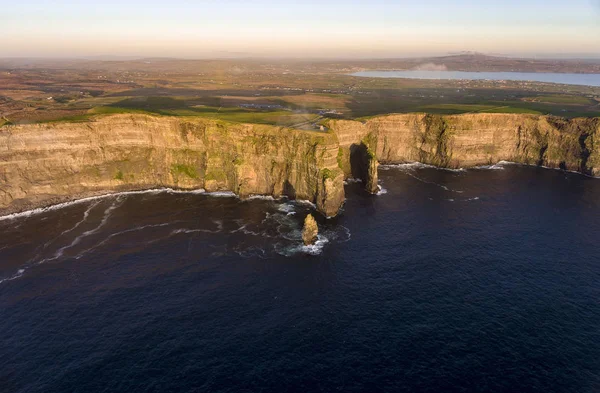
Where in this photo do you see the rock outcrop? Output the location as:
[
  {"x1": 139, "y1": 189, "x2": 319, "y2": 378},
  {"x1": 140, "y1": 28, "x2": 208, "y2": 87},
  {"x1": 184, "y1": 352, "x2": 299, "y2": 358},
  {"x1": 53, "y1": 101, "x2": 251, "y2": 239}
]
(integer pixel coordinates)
[
  {"x1": 0, "y1": 112, "x2": 598, "y2": 217},
  {"x1": 302, "y1": 214, "x2": 319, "y2": 246}
]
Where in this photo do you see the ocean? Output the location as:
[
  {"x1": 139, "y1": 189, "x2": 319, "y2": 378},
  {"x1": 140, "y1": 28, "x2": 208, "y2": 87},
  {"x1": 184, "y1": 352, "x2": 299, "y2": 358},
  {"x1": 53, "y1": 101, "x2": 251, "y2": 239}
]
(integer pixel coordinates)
[{"x1": 1, "y1": 163, "x2": 599, "y2": 392}]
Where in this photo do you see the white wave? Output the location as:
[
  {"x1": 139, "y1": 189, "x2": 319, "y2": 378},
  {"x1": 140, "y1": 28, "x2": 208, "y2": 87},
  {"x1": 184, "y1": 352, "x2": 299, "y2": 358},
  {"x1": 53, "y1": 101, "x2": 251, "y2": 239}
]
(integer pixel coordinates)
[
  {"x1": 381, "y1": 162, "x2": 436, "y2": 170},
  {"x1": 0, "y1": 268, "x2": 26, "y2": 285},
  {"x1": 204, "y1": 191, "x2": 237, "y2": 198},
  {"x1": 294, "y1": 199, "x2": 317, "y2": 209},
  {"x1": 51, "y1": 199, "x2": 122, "y2": 261},
  {"x1": 344, "y1": 178, "x2": 363, "y2": 184},
  {"x1": 466, "y1": 197, "x2": 480, "y2": 201},
  {"x1": 301, "y1": 236, "x2": 330, "y2": 255},
  {"x1": 42, "y1": 200, "x2": 102, "y2": 251},
  {"x1": 277, "y1": 203, "x2": 296, "y2": 213},
  {"x1": 472, "y1": 160, "x2": 600, "y2": 179},
  {"x1": 0, "y1": 188, "x2": 207, "y2": 222},
  {"x1": 447, "y1": 199, "x2": 455, "y2": 202},
  {"x1": 75, "y1": 222, "x2": 176, "y2": 259},
  {"x1": 230, "y1": 223, "x2": 263, "y2": 237},
  {"x1": 244, "y1": 195, "x2": 276, "y2": 201},
  {"x1": 171, "y1": 227, "x2": 221, "y2": 235},
  {"x1": 381, "y1": 162, "x2": 465, "y2": 172},
  {"x1": 473, "y1": 163, "x2": 506, "y2": 170},
  {"x1": 376, "y1": 185, "x2": 388, "y2": 195},
  {"x1": 275, "y1": 234, "x2": 330, "y2": 257},
  {"x1": 400, "y1": 171, "x2": 464, "y2": 193},
  {"x1": 212, "y1": 220, "x2": 224, "y2": 231},
  {"x1": 234, "y1": 246, "x2": 267, "y2": 259}
]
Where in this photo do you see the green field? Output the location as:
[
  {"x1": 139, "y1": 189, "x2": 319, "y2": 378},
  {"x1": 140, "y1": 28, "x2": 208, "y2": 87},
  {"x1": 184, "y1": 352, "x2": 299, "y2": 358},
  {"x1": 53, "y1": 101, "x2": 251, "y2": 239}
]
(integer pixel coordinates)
[
  {"x1": 523, "y1": 95, "x2": 595, "y2": 105},
  {"x1": 38, "y1": 100, "x2": 321, "y2": 129}
]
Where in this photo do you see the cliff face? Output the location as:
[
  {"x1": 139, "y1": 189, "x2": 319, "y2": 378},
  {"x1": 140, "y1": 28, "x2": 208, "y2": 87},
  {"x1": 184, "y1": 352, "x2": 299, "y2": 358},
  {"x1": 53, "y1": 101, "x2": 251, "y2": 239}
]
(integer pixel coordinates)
[
  {"x1": 0, "y1": 115, "x2": 345, "y2": 216},
  {"x1": 331, "y1": 113, "x2": 600, "y2": 177},
  {"x1": 0, "y1": 112, "x2": 598, "y2": 217}
]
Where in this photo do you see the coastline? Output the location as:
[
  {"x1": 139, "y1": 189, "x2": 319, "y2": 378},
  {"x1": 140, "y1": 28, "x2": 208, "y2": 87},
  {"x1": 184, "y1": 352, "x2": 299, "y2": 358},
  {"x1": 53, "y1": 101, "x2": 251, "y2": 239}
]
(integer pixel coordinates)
[
  {"x1": 2, "y1": 161, "x2": 597, "y2": 222},
  {"x1": 0, "y1": 187, "x2": 209, "y2": 222}
]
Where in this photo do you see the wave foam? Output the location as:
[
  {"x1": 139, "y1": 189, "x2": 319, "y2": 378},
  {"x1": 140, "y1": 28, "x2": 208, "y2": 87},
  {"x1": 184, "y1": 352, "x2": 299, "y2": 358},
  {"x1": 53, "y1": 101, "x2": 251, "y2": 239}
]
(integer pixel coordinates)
[
  {"x1": 0, "y1": 268, "x2": 26, "y2": 285},
  {"x1": 301, "y1": 236, "x2": 330, "y2": 255},
  {"x1": 0, "y1": 188, "x2": 207, "y2": 222},
  {"x1": 204, "y1": 191, "x2": 237, "y2": 198},
  {"x1": 473, "y1": 161, "x2": 508, "y2": 170},
  {"x1": 400, "y1": 171, "x2": 464, "y2": 193},
  {"x1": 245, "y1": 195, "x2": 276, "y2": 201},
  {"x1": 275, "y1": 234, "x2": 330, "y2": 257},
  {"x1": 294, "y1": 199, "x2": 317, "y2": 209},
  {"x1": 344, "y1": 178, "x2": 363, "y2": 185},
  {"x1": 51, "y1": 199, "x2": 122, "y2": 261},
  {"x1": 381, "y1": 162, "x2": 465, "y2": 172},
  {"x1": 277, "y1": 203, "x2": 296, "y2": 214}
]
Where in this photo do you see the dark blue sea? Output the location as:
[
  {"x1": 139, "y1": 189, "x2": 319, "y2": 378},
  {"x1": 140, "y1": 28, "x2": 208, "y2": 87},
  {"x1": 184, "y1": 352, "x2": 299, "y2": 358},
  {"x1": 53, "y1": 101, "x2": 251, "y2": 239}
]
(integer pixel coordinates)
[{"x1": 1, "y1": 164, "x2": 599, "y2": 393}]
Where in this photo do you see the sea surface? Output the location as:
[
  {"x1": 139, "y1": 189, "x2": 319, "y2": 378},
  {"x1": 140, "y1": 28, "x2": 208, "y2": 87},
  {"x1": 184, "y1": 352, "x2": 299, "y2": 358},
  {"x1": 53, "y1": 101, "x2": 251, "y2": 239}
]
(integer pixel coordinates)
[
  {"x1": 352, "y1": 70, "x2": 600, "y2": 87},
  {"x1": 1, "y1": 164, "x2": 599, "y2": 393}
]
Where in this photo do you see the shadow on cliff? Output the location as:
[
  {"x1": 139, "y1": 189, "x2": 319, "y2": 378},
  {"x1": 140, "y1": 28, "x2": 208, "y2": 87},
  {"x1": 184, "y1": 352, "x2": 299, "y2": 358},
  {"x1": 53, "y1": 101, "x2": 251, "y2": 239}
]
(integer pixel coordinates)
[
  {"x1": 350, "y1": 143, "x2": 370, "y2": 182},
  {"x1": 283, "y1": 180, "x2": 297, "y2": 200}
]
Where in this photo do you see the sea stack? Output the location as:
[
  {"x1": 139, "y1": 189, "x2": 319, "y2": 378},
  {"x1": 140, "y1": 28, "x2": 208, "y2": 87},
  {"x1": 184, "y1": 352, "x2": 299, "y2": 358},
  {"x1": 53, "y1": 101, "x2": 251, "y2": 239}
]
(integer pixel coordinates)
[
  {"x1": 364, "y1": 147, "x2": 379, "y2": 194},
  {"x1": 302, "y1": 214, "x2": 319, "y2": 246}
]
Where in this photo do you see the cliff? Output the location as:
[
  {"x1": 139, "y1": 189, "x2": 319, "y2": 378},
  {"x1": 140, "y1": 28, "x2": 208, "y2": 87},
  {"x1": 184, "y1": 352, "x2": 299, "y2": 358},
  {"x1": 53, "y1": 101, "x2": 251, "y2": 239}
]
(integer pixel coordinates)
[
  {"x1": 0, "y1": 115, "x2": 345, "y2": 217},
  {"x1": 330, "y1": 113, "x2": 600, "y2": 177},
  {"x1": 0, "y1": 113, "x2": 598, "y2": 218}
]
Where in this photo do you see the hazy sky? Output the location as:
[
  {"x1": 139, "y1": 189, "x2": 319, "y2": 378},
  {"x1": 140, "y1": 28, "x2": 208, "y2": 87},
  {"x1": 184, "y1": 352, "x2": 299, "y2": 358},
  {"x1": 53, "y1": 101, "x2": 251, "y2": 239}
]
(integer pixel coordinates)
[{"x1": 3, "y1": 0, "x2": 600, "y2": 58}]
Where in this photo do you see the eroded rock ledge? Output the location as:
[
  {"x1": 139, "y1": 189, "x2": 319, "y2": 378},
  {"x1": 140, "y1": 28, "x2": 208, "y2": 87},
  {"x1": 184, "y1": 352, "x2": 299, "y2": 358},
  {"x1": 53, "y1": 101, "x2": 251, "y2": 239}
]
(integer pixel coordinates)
[{"x1": 0, "y1": 113, "x2": 598, "y2": 217}]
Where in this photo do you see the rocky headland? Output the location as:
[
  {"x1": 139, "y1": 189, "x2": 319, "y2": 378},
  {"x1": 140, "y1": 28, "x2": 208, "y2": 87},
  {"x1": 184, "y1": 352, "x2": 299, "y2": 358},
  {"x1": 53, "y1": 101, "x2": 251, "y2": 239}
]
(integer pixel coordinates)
[{"x1": 0, "y1": 113, "x2": 598, "y2": 217}]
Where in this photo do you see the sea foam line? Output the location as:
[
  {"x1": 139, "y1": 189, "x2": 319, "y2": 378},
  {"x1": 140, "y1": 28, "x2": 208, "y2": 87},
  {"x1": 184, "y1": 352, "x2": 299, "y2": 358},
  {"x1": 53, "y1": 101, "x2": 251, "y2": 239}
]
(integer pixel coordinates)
[
  {"x1": 42, "y1": 200, "x2": 102, "y2": 251},
  {"x1": 75, "y1": 222, "x2": 179, "y2": 260},
  {"x1": 401, "y1": 171, "x2": 464, "y2": 193},
  {"x1": 384, "y1": 160, "x2": 600, "y2": 179},
  {"x1": 380, "y1": 162, "x2": 466, "y2": 173},
  {"x1": 0, "y1": 269, "x2": 25, "y2": 285},
  {"x1": 48, "y1": 198, "x2": 123, "y2": 262},
  {"x1": 0, "y1": 188, "x2": 207, "y2": 222}
]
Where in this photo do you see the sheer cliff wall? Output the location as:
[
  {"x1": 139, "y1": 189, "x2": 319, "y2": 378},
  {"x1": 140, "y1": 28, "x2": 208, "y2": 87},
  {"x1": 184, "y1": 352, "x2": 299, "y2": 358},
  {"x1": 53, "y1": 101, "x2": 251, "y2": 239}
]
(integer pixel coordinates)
[
  {"x1": 0, "y1": 115, "x2": 345, "y2": 216},
  {"x1": 330, "y1": 113, "x2": 599, "y2": 177},
  {"x1": 0, "y1": 113, "x2": 598, "y2": 217}
]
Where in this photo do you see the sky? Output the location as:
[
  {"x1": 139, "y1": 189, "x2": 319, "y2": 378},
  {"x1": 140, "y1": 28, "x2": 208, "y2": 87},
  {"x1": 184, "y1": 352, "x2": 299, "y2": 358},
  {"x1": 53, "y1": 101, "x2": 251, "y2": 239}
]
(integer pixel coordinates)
[{"x1": 3, "y1": 0, "x2": 600, "y2": 59}]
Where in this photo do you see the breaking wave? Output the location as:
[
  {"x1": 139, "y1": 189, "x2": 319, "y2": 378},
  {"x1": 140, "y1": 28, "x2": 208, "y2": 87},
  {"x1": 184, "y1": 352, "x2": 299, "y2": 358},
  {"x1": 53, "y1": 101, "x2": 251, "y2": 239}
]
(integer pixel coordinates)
[{"x1": 376, "y1": 185, "x2": 388, "y2": 195}]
